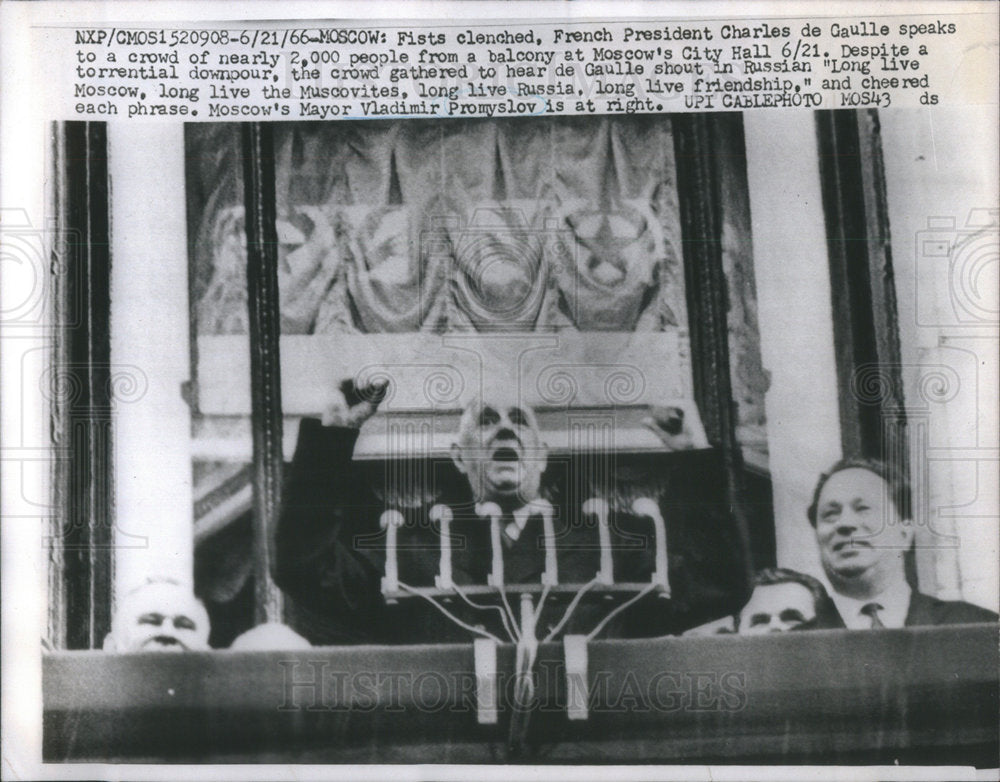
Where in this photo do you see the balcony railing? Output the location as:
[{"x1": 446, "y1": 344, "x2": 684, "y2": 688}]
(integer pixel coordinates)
[{"x1": 44, "y1": 623, "x2": 998, "y2": 765}]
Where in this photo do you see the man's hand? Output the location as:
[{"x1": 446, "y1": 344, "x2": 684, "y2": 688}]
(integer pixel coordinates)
[
  {"x1": 642, "y1": 405, "x2": 695, "y2": 450},
  {"x1": 321, "y1": 378, "x2": 390, "y2": 428}
]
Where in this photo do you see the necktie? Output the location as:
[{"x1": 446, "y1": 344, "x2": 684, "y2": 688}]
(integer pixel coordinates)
[
  {"x1": 860, "y1": 602, "x2": 885, "y2": 629},
  {"x1": 504, "y1": 508, "x2": 532, "y2": 547}
]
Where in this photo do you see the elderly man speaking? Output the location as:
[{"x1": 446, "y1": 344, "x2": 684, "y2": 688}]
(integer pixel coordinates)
[{"x1": 275, "y1": 379, "x2": 749, "y2": 645}]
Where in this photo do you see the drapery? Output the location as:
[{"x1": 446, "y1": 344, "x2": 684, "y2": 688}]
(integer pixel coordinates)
[
  {"x1": 187, "y1": 116, "x2": 769, "y2": 460},
  {"x1": 192, "y1": 117, "x2": 687, "y2": 336}
]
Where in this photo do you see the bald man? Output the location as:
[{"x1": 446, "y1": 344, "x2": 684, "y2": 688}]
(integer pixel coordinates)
[{"x1": 104, "y1": 579, "x2": 211, "y2": 653}]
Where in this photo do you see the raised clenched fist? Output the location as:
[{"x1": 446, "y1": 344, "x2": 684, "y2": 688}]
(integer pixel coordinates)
[
  {"x1": 642, "y1": 405, "x2": 696, "y2": 451},
  {"x1": 321, "y1": 378, "x2": 390, "y2": 429}
]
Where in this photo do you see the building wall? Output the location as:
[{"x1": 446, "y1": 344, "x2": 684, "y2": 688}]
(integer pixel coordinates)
[
  {"x1": 109, "y1": 124, "x2": 194, "y2": 598},
  {"x1": 743, "y1": 113, "x2": 842, "y2": 584},
  {"x1": 880, "y1": 107, "x2": 999, "y2": 610},
  {"x1": 746, "y1": 108, "x2": 998, "y2": 611}
]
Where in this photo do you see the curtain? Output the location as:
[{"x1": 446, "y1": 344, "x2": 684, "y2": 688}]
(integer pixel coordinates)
[{"x1": 191, "y1": 117, "x2": 687, "y2": 336}]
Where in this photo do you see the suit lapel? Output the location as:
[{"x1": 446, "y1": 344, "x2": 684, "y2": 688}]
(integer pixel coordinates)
[
  {"x1": 448, "y1": 517, "x2": 493, "y2": 585},
  {"x1": 503, "y1": 514, "x2": 545, "y2": 584},
  {"x1": 904, "y1": 591, "x2": 934, "y2": 626},
  {"x1": 814, "y1": 596, "x2": 847, "y2": 629},
  {"x1": 813, "y1": 589, "x2": 929, "y2": 628}
]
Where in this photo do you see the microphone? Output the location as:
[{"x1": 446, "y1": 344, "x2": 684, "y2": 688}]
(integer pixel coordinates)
[
  {"x1": 530, "y1": 498, "x2": 558, "y2": 586},
  {"x1": 582, "y1": 498, "x2": 613, "y2": 585},
  {"x1": 631, "y1": 498, "x2": 669, "y2": 592},
  {"x1": 379, "y1": 509, "x2": 405, "y2": 594},
  {"x1": 477, "y1": 502, "x2": 504, "y2": 587},
  {"x1": 430, "y1": 504, "x2": 454, "y2": 590}
]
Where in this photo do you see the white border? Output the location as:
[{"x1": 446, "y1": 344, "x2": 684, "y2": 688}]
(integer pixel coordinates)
[{"x1": 3, "y1": 2, "x2": 998, "y2": 780}]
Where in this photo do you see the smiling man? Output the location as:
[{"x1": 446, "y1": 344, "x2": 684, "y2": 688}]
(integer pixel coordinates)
[{"x1": 806, "y1": 458, "x2": 996, "y2": 629}]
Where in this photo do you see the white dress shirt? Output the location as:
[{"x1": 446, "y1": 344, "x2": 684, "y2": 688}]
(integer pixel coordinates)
[
  {"x1": 831, "y1": 579, "x2": 912, "y2": 629},
  {"x1": 504, "y1": 505, "x2": 533, "y2": 542}
]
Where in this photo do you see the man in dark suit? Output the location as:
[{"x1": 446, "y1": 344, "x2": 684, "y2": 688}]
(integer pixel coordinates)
[
  {"x1": 274, "y1": 381, "x2": 750, "y2": 644},
  {"x1": 805, "y1": 458, "x2": 997, "y2": 630}
]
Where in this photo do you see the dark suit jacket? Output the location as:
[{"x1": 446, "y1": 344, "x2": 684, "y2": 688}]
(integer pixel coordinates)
[
  {"x1": 275, "y1": 419, "x2": 750, "y2": 644},
  {"x1": 808, "y1": 589, "x2": 998, "y2": 630}
]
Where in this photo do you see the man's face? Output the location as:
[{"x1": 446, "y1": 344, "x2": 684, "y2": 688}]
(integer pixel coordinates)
[
  {"x1": 451, "y1": 397, "x2": 547, "y2": 508},
  {"x1": 112, "y1": 583, "x2": 210, "y2": 653},
  {"x1": 814, "y1": 468, "x2": 912, "y2": 586},
  {"x1": 739, "y1": 582, "x2": 817, "y2": 634}
]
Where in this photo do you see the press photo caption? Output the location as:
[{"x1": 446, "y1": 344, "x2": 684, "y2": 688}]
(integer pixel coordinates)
[{"x1": 50, "y1": 15, "x2": 985, "y2": 121}]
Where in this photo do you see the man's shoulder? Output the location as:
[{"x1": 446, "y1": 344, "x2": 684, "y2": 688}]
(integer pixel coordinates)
[
  {"x1": 907, "y1": 591, "x2": 998, "y2": 626},
  {"x1": 806, "y1": 590, "x2": 997, "y2": 630},
  {"x1": 804, "y1": 595, "x2": 846, "y2": 630}
]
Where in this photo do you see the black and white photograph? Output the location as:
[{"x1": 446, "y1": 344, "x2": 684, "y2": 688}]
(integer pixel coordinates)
[{"x1": 1, "y1": 1, "x2": 997, "y2": 778}]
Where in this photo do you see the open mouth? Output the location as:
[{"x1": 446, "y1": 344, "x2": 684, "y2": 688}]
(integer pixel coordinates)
[{"x1": 491, "y1": 446, "x2": 520, "y2": 463}]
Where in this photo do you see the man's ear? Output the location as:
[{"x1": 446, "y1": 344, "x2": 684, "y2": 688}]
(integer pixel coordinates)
[
  {"x1": 537, "y1": 441, "x2": 549, "y2": 472},
  {"x1": 450, "y1": 442, "x2": 467, "y2": 475}
]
